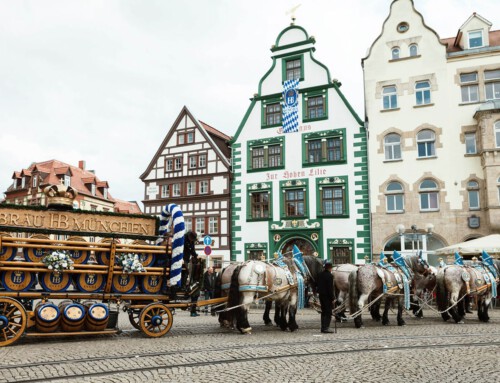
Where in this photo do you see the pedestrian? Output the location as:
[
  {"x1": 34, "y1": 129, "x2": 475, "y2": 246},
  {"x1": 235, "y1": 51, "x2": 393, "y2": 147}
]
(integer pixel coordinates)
[
  {"x1": 203, "y1": 266, "x2": 217, "y2": 315},
  {"x1": 182, "y1": 231, "x2": 198, "y2": 290},
  {"x1": 317, "y1": 260, "x2": 334, "y2": 333}
]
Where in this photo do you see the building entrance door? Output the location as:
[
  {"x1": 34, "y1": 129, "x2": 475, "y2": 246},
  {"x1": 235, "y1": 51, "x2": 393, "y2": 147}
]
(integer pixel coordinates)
[{"x1": 280, "y1": 237, "x2": 316, "y2": 257}]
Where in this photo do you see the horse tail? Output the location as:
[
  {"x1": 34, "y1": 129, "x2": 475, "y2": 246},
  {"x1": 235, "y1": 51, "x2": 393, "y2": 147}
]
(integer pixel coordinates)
[
  {"x1": 435, "y1": 270, "x2": 448, "y2": 313},
  {"x1": 214, "y1": 267, "x2": 224, "y2": 299},
  {"x1": 227, "y1": 265, "x2": 243, "y2": 309},
  {"x1": 156, "y1": 204, "x2": 185, "y2": 287},
  {"x1": 348, "y1": 269, "x2": 359, "y2": 314}
]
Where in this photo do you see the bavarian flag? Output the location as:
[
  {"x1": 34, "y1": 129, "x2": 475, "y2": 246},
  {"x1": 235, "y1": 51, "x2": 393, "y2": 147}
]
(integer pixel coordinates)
[
  {"x1": 454, "y1": 252, "x2": 464, "y2": 266},
  {"x1": 378, "y1": 252, "x2": 387, "y2": 267},
  {"x1": 392, "y1": 250, "x2": 405, "y2": 268},
  {"x1": 481, "y1": 250, "x2": 494, "y2": 266}
]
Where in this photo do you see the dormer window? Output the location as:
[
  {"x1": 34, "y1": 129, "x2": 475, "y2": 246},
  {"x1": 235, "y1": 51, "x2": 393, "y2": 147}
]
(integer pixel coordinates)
[
  {"x1": 64, "y1": 175, "x2": 71, "y2": 187},
  {"x1": 21, "y1": 177, "x2": 26, "y2": 189},
  {"x1": 91, "y1": 184, "x2": 96, "y2": 196},
  {"x1": 32, "y1": 176, "x2": 38, "y2": 188},
  {"x1": 468, "y1": 30, "x2": 483, "y2": 48},
  {"x1": 103, "y1": 188, "x2": 108, "y2": 199}
]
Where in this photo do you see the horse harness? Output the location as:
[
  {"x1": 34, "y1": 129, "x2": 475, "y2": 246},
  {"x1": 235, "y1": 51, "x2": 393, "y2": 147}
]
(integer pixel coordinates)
[{"x1": 459, "y1": 264, "x2": 499, "y2": 298}]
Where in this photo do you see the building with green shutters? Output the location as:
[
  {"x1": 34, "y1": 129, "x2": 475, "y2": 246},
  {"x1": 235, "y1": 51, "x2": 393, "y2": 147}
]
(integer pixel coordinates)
[{"x1": 230, "y1": 23, "x2": 370, "y2": 264}]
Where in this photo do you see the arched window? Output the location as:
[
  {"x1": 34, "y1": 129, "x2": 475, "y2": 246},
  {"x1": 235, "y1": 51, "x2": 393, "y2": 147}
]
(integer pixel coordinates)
[
  {"x1": 382, "y1": 86, "x2": 398, "y2": 110},
  {"x1": 415, "y1": 80, "x2": 431, "y2": 105},
  {"x1": 467, "y1": 181, "x2": 480, "y2": 210},
  {"x1": 391, "y1": 47, "x2": 400, "y2": 60},
  {"x1": 385, "y1": 182, "x2": 404, "y2": 213},
  {"x1": 409, "y1": 44, "x2": 418, "y2": 57},
  {"x1": 419, "y1": 179, "x2": 439, "y2": 211},
  {"x1": 495, "y1": 121, "x2": 500, "y2": 148},
  {"x1": 384, "y1": 134, "x2": 401, "y2": 160},
  {"x1": 417, "y1": 130, "x2": 436, "y2": 158}
]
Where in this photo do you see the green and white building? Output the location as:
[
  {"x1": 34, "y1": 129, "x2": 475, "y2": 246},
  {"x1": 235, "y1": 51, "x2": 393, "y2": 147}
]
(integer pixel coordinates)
[{"x1": 230, "y1": 23, "x2": 370, "y2": 264}]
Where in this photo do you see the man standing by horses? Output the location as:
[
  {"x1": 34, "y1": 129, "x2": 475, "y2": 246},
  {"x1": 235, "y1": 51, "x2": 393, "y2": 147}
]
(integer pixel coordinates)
[{"x1": 317, "y1": 260, "x2": 335, "y2": 333}]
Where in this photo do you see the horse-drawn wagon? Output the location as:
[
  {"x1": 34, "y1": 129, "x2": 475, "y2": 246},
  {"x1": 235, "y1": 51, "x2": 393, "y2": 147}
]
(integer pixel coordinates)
[{"x1": 0, "y1": 185, "x2": 225, "y2": 346}]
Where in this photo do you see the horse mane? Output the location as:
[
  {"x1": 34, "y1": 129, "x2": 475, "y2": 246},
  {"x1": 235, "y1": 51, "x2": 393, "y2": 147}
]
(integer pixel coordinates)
[{"x1": 302, "y1": 255, "x2": 323, "y2": 281}]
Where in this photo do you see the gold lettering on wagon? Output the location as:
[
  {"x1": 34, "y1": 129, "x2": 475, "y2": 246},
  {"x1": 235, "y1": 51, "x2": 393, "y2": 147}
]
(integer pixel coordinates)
[{"x1": 0, "y1": 207, "x2": 155, "y2": 236}]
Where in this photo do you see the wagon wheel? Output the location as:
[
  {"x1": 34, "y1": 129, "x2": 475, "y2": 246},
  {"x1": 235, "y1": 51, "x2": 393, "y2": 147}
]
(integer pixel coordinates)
[
  {"x1": 128, "y1": 309, "x2": 142, "y2": 330},
  {"x1": 139, "y1": 303, "x2": 173, "y2": 338},
  {"x1": 0, "y1": 297, "x2": 27, "y2": 347}
]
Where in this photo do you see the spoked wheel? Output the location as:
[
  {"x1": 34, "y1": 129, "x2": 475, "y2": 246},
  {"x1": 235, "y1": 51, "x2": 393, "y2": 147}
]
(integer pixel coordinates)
[
  {"x1": 139, "y1": 303, "x2": 173, "y2": 338},
  {"x1": 128, "y1": 309, "x2": 142, "y2": 330},
  {"x1": 0, "y1": 297, "x2": 27, "y2": 346}
]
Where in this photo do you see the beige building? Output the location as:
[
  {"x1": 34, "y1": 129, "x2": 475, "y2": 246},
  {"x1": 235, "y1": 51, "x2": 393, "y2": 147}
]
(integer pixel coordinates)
[{"x1": 364, "y1": 0, "x2": 500, "y2": 264}]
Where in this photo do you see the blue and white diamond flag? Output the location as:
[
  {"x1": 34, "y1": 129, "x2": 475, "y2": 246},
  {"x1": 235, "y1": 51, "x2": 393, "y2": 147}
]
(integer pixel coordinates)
[{"x1": 282, "y1": 79, "x2": 299, "y2": 133}]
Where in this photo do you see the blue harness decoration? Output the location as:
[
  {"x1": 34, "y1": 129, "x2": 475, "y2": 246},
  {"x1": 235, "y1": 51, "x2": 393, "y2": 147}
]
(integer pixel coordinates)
[
  {"x1": 292, "y1": 245, "x2": 306, "y2": 310},
  {"x1": 481, "y1": 251, "x2": 498, "y2": 298},
  {"x1": 392, "y1": 251, "x2": 411, "y2": 310},
  {"x1": 454, "y1": 252, "x2": 464, "y2": 266},
  {"x1": 156, "y1": 203, "x2": 185, "y2": 287}
]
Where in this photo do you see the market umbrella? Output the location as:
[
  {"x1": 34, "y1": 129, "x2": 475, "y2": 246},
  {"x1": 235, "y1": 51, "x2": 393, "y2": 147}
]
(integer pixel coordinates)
[{"x1": 434, "y1": 234, "x2": 500, "y2": 255}]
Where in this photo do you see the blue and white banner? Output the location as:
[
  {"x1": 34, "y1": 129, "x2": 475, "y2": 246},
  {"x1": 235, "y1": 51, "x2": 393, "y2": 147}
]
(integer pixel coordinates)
[{"x1": 282, "y1": 79, "x2": 299, "y2": 133}]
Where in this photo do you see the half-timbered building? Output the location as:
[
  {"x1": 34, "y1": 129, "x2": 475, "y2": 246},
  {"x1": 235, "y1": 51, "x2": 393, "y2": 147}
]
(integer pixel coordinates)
[{"x1": 140, "y1": 106, "x2": 232, "y2": 268}]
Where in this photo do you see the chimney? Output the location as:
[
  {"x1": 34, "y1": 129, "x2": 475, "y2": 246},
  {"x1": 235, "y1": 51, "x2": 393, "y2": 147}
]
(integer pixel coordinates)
[{"x1": 78, "y1": 160, "x2": 86, "y2": 170}]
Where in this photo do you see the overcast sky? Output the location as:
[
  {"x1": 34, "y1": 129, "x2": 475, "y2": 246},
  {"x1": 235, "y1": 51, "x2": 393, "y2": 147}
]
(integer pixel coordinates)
[{"x1": 1, "y1": 0, "x2": 498, "y2": 206}]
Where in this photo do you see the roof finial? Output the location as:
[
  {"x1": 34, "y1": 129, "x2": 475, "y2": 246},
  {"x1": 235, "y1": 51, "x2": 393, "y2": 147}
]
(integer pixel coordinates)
[{"x1": 286, "y1": 4, "x2": 301, "y2": 25}]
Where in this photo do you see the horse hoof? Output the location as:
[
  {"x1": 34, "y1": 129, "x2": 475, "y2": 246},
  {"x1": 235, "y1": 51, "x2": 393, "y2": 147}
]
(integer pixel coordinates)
[
  {"x1": 241, "y1": 327, "x2": 252, "y2": 334},
  {"x1": 457, "y1": 320, "x2": 464, "y2": 324}
]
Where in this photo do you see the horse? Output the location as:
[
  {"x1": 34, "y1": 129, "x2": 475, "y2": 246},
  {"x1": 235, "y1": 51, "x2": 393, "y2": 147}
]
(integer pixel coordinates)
[
  {"x1": 436, "y1": 261, "x2": 499, "y2": 323},
  {"x1": 262, "y1": 255, "x2": 324, "y2": 327},
  {"x1": 348, "y1": 253, "x2": 430, "y2": 328},
  {"x1": 332, "y1": 264, "x2": 358, "y2": 321},
  {"x1": 410, "y1": 265, "x2": 437, "y2": 318},
  {"x1": 214, "y1": 263, "x2": 239, "y2": 328}
]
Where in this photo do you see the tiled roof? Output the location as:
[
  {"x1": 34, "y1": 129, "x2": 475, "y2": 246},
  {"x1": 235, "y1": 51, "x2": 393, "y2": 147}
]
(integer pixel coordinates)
[
  {"x1": 114, "y1": 199, "x2": 142, "y2": 214},
  {"x1": 199, "y1": 121, "x2": 231, "y2": 141},
  {"x1": 441, "y1": 29, "x2": 500, "y2": 53}
]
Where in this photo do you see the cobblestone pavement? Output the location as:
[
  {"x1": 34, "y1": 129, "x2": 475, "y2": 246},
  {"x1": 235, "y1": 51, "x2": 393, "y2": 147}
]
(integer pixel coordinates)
[{"x1": 0, "y1": 305, "x2": 499, "y2": 382}]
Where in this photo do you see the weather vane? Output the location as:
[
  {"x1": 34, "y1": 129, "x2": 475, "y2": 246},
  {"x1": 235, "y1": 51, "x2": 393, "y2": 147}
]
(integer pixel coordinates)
[{"x1": 286, "y1": 4, "x2": 301, "y2": 25}]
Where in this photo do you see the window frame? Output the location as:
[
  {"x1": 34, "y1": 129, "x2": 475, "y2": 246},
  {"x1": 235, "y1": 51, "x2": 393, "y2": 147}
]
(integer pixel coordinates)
[
  {"x1": 199, "y1": 180, "x2": 209, "y2": 194},
  {"x1": 165, "y1": 159, "x2": 173, "y2": 172},
  {"x1": 419, "y1": 179, "x2": 439, "y2": 212},
  {"x1": 198, "y1": 153, "x2": 207, "y2": 168},
  {"x1": 208, "y1": 216, "x2": 219, "y2": 234},
  {"x1": 465, "y1": 132, "x2": 477, "y2": 154},
  {"x1": 468, "y1": 30, "x2": 483, "y2": 49},
  {"x1": 391, "y1": 47, "x2": 400, "y2": 60},
  {"x1": 195, "y1": 217, "x2": 205, "y2": 235},
  {"x1": 384, "y1": 133, "x2": 402, "y2": 161},
  {"x1": 382, "y1": 86, "x2": 398, "y2": 110},
  {"x1": 385, "y1": 181, "x2": 404, "y2": 213},
  {"x1": 247, "y1": 183, "x2": 272, "y2": 222},
  {"x1": 161, "y1": 184, "x2": 170, "y2": 198},
  {"x1": 172, "y1": 183, "x2": 181, "y2": 197},
  {"x1": 409, "y1": 44, "x2": 418, "y2": 57},
  {"x1": 415, "y1": 80, "x2": 431, "y2": 105},
  {"x1": 316, "y1": 176, "x2": 349, "y2": 218},
  {"x1": 261, "y1": 98, "x2": 282, "y2": 128},
  {"x1": 302, "y1": 129, "x2": 346, "y2": 167},
  {"x1": 188, "y1": 155, "x2": 197, "y2": 169},
  {"x1": 485, "y1": 70, "x2": 500, "y2": 101},
  {"x1": 282, "y1": 54, "x2": 304, "y2": 82},
  {"x1": 247, "y1": 137, "x2": 285, "y2": 172},
  {"x1": 174, "y1": 157, "x2": 182, "y2": 171},
  {"x1": 417, "y1": 130, "x2": 436, "y2": 158},
  {"x1": 460, "y1": 72, "x2": 479, "y2": 103},
  {"x1": 186, "y1": 181, "x2": 196, "y2": 196},
  {"x1": 467, "y1": 181, "x2": 480, "y2": 210},
  {"x1": 280, "y1": 179, "x2": 309, "y2": 219},
  {"x1": 302, "y1": 89, "x2": 328, "y2": 122}
]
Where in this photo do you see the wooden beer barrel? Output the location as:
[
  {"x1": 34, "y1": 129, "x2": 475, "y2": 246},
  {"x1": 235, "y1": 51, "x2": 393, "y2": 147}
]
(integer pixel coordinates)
[
  {"x1": 1, "y1": 271, "x2": 37, "y2": 292},
  {"x1": 74, "y1": 273, "x2": 106, "y2": 292},
  {"x1": 66, "y1": 236, "x2": 90, "y2": 264},
  {"x1": 140, "y1": 275, "x2": 162, "y2": 294},
  {"x1": 84, "y1": 302, "x2": 109, "y2": 331},
  {"x1": 23, "y1": 234, "x2": 50, "y2": 262},
  {"x1": 39, "y1": 272, "x2": 72, "y2": 292},
  {"x1": 0, "y1": 233, "x2": 17, "y2": 261},
  {"x1": 111, "y1": 274, "x2": 137, "y2": 293},
  {"x1": 95, "y1": 238, "x2": 119, "y2": 265},
  {"x1": 132, "y1": 240, "x2": 156, "y2": 267},
  {"x1": 35, "y1": 301, "x2": 61, "y2": 333},
  {"x1": 59, "y1": 301, "x2": 85, "y2": 332}
]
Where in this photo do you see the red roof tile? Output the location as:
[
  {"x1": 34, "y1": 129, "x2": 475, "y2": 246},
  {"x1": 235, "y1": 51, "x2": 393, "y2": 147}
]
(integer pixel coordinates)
[
  {"x1": 114, "y1": 199, "x2": 142, "y2": 214},
  {"x1": 199, "y1": 121, "x2": 231, "y2": 141}
]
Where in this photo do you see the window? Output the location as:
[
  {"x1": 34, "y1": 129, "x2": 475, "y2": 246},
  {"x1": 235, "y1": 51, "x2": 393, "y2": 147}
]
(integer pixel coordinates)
[
  {"x1": 330, "y1": 247, "x2": 351, "y2": 265},
  {"x1": 495, "y1": 122, "x2": 500, "y2": 148},
  {"x1": 21, "y1": 177, "x2": 26, "y2": 188},
  {"x1": 321, "y1": 187, "x2": 345, "y2": 216},
  {"x1": 247, "y1": 250, "x2": 265, "y2": 261},
  {"x1": 251, "y1": 147, "x2": 265, "y2": 169},
  {"x1": 200, "y1": 180, "x2": 208, "y2": 194},
  {"x1": 465, "y1": 133, "x2": 477, "y2": 154},
  {"x1": 327, "y1": 137, "x2": 342, "y2": 161},
  {"x1": 382, "y1": 86, "x2": 398, "y2": 109},
  {"x1": 186, "y1": 182, "x2": 196, "y2": 196},
  {"x1": 385, "y1": 182, "x2": 404, "y2": 213},
  {"x1": 251, "y1": 192, "x2": 269, "y2": 219},
  {"x1": 460, "y1": 72, "x2": 479, "y2": 103},
  {"x1": 285, "y1": 58, "x2": 301, "y2": 80},
  {"x1": 419, "y1": 179, "x2": 439, "y2": 211},
  {"x1": 185, "y1": 218, "x2": 193, "y2": 233},
  {"x1": 467, "y1": 181, "x2": 480, "y2": 210},
  {"x1": 90, "y1": 205, "x2": 97, "y2": 212},
  {"x1": 32, "y1": 176, "x2": 37, "y2": 188},
  {"x1": 485, "y1": 70, "x2": 500, "y2": 100},
  {"x1": 178, "y1": 134, "x2": 185, "y2": 145},
  {"x1": 268, "y1": 145, "x2": 282, "y2": 168},
  {"x1": 166, "y1": 159, "x2": 173, "y2": 172},
  {"x1": 417, "y1": 130, "x2": 436, "y2": 158},
  {"x1": 196, "y1": 217, "x2": 205, "y2": 234},
  {"x1": 91, "y1": 184, "x2": 96, "y2": 196},
  {"x1": 384, "y1": 134, "x2": 402, "y2": 160},
  {"x1": 307, "y1": 140, "x2": 322, "y2": 164},
  {"x1": 64, "y1": 175, "x2": 71, "y2": 187},
  {"x1": 174, "y1": 157, "x2": 182, "y2": 170},
  {"x1": 305, "y1": 96, "x2": 325, "y2": 120},
  {"x1": 285, "y1": 189, "x2": 306, "y2": 217},
  {"x1": 208, "y1": 217, "x2": 218, "y2": 234},
  {"x1": 409, "y1": 44, "x2": 418, "y2": 57},
  {"x1": 265, "y1": 103, "x2": 281, "y2": 126},
  {"x1": 103, "y1": 188, "x2": 108, "y2": 199},
  {"x1": 187, "y1": 132, "x2": 194, "y2": 143},
  {"x1": 161, "y1": 185, "x2": 170, "y2": 198},
  {"x1": 391, "y1": 47, "x2": 400, "y2": 60},
  {"x1": 189, "y1": 156, "x2": 197, "y2": 169},
  {"x1": 198, "y1": 154, "x2": 207, "y2": 168},
  {"x1": 415, "y1": 81, "x2": 431, "y2": 105},
  {"x1": 468, "y1": 30, "x2": 483, "y2": 48},
  {"x1": 172, "y1": 183, "x2": 181, "y2": 197}
]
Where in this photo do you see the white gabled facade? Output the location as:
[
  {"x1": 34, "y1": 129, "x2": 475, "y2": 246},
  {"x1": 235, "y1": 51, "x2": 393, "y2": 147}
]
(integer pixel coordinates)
[
  {"x1": 231, "y1": 24, "x2": 370, "y2": 265},
  {"x1": 364, "y1": 0, "x2": 500, "y2": 264},
  {"x1": 140, "y1": 106, "x2": 232, "y2": 268}
]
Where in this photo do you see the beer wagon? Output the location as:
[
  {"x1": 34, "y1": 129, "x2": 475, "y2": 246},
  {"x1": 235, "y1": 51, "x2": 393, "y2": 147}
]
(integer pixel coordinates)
[{"x1": 0, "y1": 186, "x2": 225, "y2": 346}]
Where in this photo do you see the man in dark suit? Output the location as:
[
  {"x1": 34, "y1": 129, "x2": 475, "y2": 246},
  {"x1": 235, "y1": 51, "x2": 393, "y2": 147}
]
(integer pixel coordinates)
[{"x1": 317, "y1": 260, "x2": 334, "y2": 333}]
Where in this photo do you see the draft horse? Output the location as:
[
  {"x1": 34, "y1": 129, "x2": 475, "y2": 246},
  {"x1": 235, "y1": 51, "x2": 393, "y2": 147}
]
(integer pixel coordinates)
[
  {"x1": 436, "y1": 259, "x2": 499, "y2": 323},
  {"x1": 349, "y1": 253, "x2": 430, "y2": 328}
]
